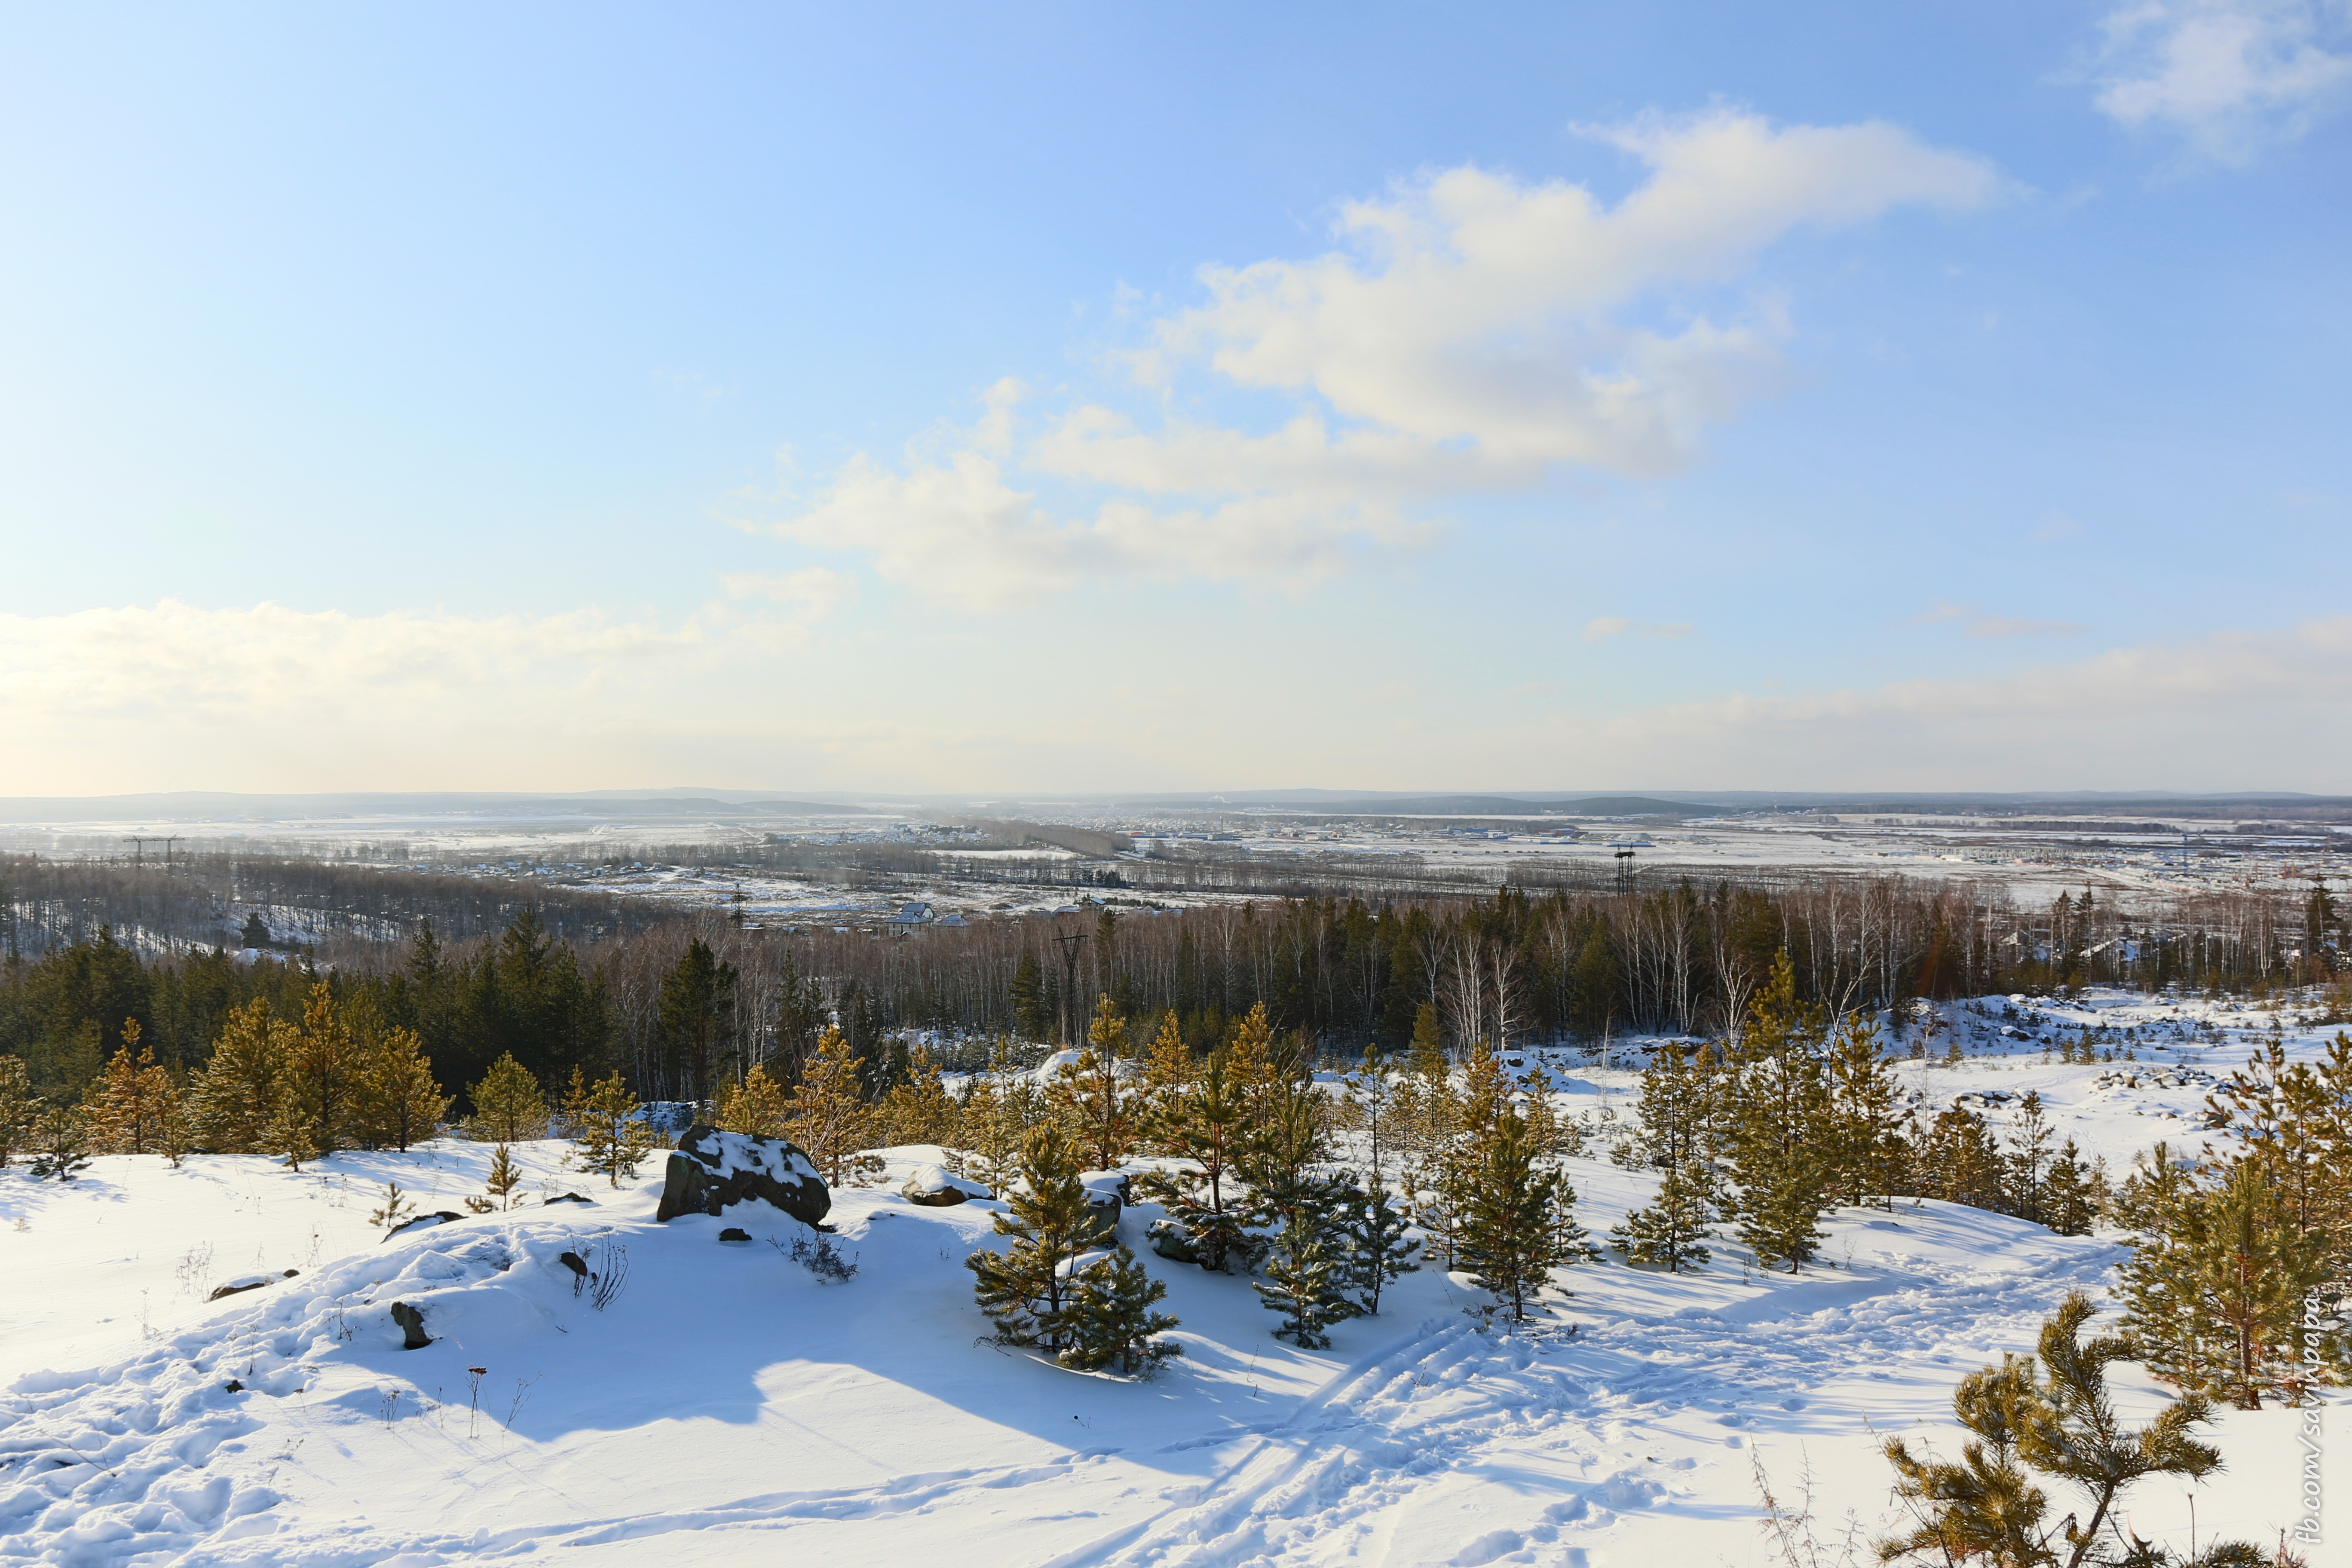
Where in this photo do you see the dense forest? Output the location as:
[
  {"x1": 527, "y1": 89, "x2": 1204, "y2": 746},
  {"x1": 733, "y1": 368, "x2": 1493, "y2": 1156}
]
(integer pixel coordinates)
[{"x1": 1, "y1": 848, "x2": 2340, "y2": 1109}]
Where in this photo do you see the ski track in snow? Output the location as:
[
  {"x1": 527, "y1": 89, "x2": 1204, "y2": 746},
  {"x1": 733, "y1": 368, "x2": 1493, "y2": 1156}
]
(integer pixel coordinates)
[{"x1": 0, "y1": 1208, "x2": 2106, "y2": 1566}]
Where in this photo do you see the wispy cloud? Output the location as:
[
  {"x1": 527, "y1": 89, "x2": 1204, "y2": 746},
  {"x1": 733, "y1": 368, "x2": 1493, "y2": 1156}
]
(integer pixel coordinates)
[
  {"x1": 1914, "y1": 599, "x2": 2087, "y2": 638},
  {"x1": 1582, "y1": 617, "x2": 1696, "y2": 643},
  {"x1": 2093, "y1": 0, "x2": 2352, "y2": 161},
  {"x1": 762, "y1": 110, "x2": 2000, "y2": 609}
]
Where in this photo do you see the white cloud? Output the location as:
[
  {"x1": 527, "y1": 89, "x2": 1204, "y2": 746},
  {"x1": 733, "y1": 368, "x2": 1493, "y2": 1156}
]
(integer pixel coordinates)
[
  {"x1": 1914, "y1": 599, "x2": 2088, "y2": 637},
  {"x1": 772, "y1": 111, "x2": 1998, "y2": 607},
  {"x1": 719, "y1": 566, "x2": 858, "y2": 617},
  {"x1": 2095, "y1": 0, "x2": 2352, "y2": 160},
  {"x1": 1582, "y1": 617, "x2": 1696, "y2": 643},
  {"x1": 1485, "y1": 616, "x2": 2352, "y2": 787},
  {"x1": 767, "y1": 448, "x2": 1422, "y2": 611}
]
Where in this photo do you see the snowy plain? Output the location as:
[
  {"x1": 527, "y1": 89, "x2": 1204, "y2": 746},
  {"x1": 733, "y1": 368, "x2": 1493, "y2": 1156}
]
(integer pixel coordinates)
[{"x1": 3, "y1": 992, "x2": 2346, "y2": 1567}]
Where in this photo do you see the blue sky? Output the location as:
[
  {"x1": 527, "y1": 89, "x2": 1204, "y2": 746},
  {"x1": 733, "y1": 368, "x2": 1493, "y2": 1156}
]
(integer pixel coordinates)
[{"x1": 1, "y1": 2, "x2": 2346, "y2": 795}]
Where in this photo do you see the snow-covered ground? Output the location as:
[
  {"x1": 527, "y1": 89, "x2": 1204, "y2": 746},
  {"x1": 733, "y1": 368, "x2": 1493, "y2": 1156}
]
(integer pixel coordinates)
[{"x1": 3, "y1": 997, "x2": 2346, "y2": 1566}]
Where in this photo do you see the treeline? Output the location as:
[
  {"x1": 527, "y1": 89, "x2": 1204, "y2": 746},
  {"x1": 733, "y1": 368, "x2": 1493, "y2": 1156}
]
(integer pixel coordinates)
[
  {"x1": 2, "y1": 873, "x2": 2343, "y2": 1116},
  {"x1": 0, "y1": 851, "x2": 686, "y2": 962}
]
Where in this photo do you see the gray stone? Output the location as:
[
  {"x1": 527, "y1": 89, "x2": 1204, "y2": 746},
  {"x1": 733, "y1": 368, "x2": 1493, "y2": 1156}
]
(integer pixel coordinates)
[
  {"x1": 543, "y1": 1192, "x2": 595, "y2": 1205},
  {"x1": 382, "y1": 1212, "x2": 465, "y2": 1242},
  {"x1": 389, "y1": 1301, "x2": 431, "y2": 1349},
  {"x1": 900, "y1": 1163, "x2": 992, "y2": 1207},
  {"x1": 1080, "y1": 1170, "x2": 1127, "y2": 1242},
  {"x1": 655, "y1": 1124, "x2": 831, "y2": 1227},
  {"x1": 719, "y1": 1227, "x2": 752, "y2": 1243}
]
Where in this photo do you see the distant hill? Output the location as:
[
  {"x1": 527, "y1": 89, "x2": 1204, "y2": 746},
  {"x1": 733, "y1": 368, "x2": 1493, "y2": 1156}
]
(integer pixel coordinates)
[{"x1": 1236, "y1": 794, "x2": 1731, "y2": 819}]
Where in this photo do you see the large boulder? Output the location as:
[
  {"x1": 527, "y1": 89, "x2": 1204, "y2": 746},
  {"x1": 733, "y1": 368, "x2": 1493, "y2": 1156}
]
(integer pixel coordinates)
[
  {"x1": 656, "y1": 1124, "x2": 831, "y2": 1226},
  {"x1": 900, "y1": 1164, "x2": 992, "y2": 1207},
  {"x1": 1079, "y1": 1170, "x2": 1127, "y2": 1242}
]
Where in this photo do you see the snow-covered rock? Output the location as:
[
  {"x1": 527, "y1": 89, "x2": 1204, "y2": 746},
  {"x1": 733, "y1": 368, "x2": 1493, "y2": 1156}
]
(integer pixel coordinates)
[
  {"x1": 654, "y1": 1124, "x2": 830, "y2": 1226},
  {"x1": 900, "y1": 1164, "x2": 992, "y2": 1207}
]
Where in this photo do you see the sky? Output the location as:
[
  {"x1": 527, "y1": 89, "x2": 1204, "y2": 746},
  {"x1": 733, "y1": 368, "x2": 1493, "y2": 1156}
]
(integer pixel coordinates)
[{"x1": 0, "y1": 1, "x2": 2347, "y2": 797}]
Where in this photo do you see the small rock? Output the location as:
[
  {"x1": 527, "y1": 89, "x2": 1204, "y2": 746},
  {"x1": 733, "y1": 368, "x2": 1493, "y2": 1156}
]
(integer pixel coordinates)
[
  {"x1": 382, "y1": 1211, "x2": 465, "y2": 1242},
  {"x1": 719, "y1": 1227, "x2": 752, "y2": 1243},
  {"x1": 543, "y1": 1192, "x2": 596, "y2": 1206},
  {"x1": 557, "y1": 1251, "x2": 589, "y2": 1279},
  {"x1": 389, "y1": 1301, "x2": 431, "y2": 1350},
  {"x1": 223, "y1": 1380, "x2": 244, "y2": 1393},
  {"x1": 900, "y1": 1163, "x2": 992, "y2": 1207},
  {"x1": 208, "y1": 1274, "x2": 287, "y2": 1301}
]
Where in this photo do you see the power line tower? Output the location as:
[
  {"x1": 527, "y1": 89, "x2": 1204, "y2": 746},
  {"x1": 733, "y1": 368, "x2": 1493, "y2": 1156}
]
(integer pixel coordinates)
[
  {"x1": 124, "y1": 836, "x2": 158, "y2": 866},
  {"x1": 1052, "y1": 927, "x2": 1087, "y2": 1048},
  {"x1": 1615, "y1": 847, "x2": 1637, "y2": 898},
  {"x1": 160, "y1": 836, "x2": 181, "y2": 870}
]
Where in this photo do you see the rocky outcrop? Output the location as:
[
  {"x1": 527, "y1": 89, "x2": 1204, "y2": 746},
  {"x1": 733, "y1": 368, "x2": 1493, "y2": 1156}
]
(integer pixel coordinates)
[
  {"x1": 383, "y1": 1212, "x2": 464, "y2": 1242},
  {"x1": 900, "y1": 1164, "x2": 992, "y2": 1207},
  {"x1": 655, "y1": 1125, "x2": 831, "y2": 1226},
  {"x1": 719, "y1": 1227, "x2": 752, "y2": 1243},
  {"x1": 206, "y1": 1268, "x2": 299, "y2": 1302},
  {"x1": 1080, "y1": 1170, "x2": 1127, "y2": 1242},
  {"x1": 389, "y1": 1301, "x2": 431, "y2": 1349}
]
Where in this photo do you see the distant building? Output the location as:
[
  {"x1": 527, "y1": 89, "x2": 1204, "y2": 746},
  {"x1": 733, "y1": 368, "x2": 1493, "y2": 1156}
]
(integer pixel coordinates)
[{"x1": 884, "y1": 901, "x2": 935, "y2": 927}]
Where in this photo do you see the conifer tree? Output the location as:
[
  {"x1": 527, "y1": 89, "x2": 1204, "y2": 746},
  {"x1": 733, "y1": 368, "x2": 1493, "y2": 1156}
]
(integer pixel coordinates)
[
  {"x1": 784, "y1": 1026, "x2": 872, "y2": 1184},
  {"x1": 1135, "y1": 1009, "x2": 1193, "y2": 1140},
  {"x1": 371, "y1": 1180, "x2": 416, "y2": 1230},
  {"x1": 1913, "y1": 1105, "x2": 2009, "y2": 1212},
  {"x1": 2040, "y1": 1139, "x2": 2103, "y2": 1237},
  {"x1": 30, "y1": 1101, "x2": 91, "y2": 1180},
  {"x1": 1342, "y1": 1180, "x2": 1421, "y2": 1315},
  {"x1": 1825, "y1": 1015, "x2": 1908, "y2": 1209},
  {"x1": 554, "y1": 1064, "x2": 593, "y2": 1139},
  {"x1": 1727, "y1": 954, "x2": 1832, "y2": 1271},
  {"x1": 0, "y1": 1056, "x2": 37, "y2": 1169},
  {"x1": 569, "y1": 1071, "x2": 660, "y2": 1187},
  {"x1": 283, "y1": 981, "x2": 360, "y2": 1154},
  {"x1": 1339, "y1": 1043, "x2": 1403, "y2": 1181},
  {"x1": 1610, "y1": 1164, "x2": 1715, "y2": 1272},
  {"x1": 484, "y1": 1143, "x2": 524, "y2": 1210},
  {"x1": 1878, "y1": 1293, "x2": 2261, "y2": 1568},
  {"x1": 259, "y1": 1089, "x2": 319, "y2": 1171},
  {"x1": 1059, "y1": 1246, "x2": 1183, "y2": 1376},
  {"x1": 1455, "y1": 1109, "x2": 1589, "y2": 1323},
  {"x1": 1051, "y1": 995, "x2": 1136, "y2": 1171},
  {"x1": 1246, "y1": 1080, "x2": 1357, "y2": 1346},
  {"x1": 189, "y1": 998, "x2": 296, "y2": 1153},
  {"x1": 356, "y1": 1026, "x2": 448, "y2": 1152},
  {"x1": 876, "y1": 1044, "x2": 960, "y2": 1147},
  {"x1": 714, "y1": 1062, "x2": 792, "y2": 1138},
  {"x1": 2193, "y1": 1158, "x2": 2332, "y2": 1409},
  {"x1": 87, "y1": 1021, "x2": 179, "y2": 1155},
  {"x1": 967, "y1": 1123, "x2": 1095, "y2": 1354},
  {"x1": 466, "y1": 1053, "x2": 547, "y2": 1143},
  {"x1": 949, "y1": 1043, "x2": 1024, "y2": 1191},
  {"x1": 1135, "y1": 1045, "x2": 1254, "y2": 1271},
  {"x1": 1008, "y1": 950, "x2": 1050, "y2": 1042},
  {"x1": 2004, "y1": 1090, "x2": 2057, "y2": 1226}
]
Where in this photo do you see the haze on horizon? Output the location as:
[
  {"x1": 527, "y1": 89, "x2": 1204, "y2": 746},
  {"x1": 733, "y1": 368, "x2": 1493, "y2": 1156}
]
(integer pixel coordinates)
[{"x1": 1, "y1": 3, "x2": 2346, "y2": 798}]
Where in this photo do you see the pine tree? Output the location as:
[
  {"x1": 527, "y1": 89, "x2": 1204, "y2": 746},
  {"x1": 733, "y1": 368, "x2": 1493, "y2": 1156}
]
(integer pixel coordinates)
[
  {"x1": 1134, "y1": 1010, "x2": 1193, "y2": 1148},
  {"x1": 282, "y1": 981, "x2": 360, "y2": 1155},
  {"x1": 356, "y1": 1025, "x2": 448, "y2": 1153},
  {"x1": 949, "y1": 1041, "x2": 1026, "y2": 1191},
  {"x1": 29, "y1": 1101, "x2": 91, "y2": 1180},
  {"x1": 1877, "y1": 1292, "x2": 2262, "y2": 1568},
  {"x1": 1058, "y1": 1246, "x2": 1183, "y2": 1376},
  {"x1": 1912, "y1": 1104, "x2": 2009, "y2": 1212},
  {"x1": 371, "y1": 1180, "x2": 416, "y2": 1230},
  {"x1": 1455, "y1": 1110, "x2": 1589, "y2": 1323},
  {"x1": 2004, "y1": 1090, "x2": 2057, "y2": 1226},
  {"x1": 484, "y1": 1143, "x2": 524, "y2": 1210},
  {"x1": 259, "y1": 1088, "x2": 319, "y2": 1171},
  {"x1": 967, "y1": 1123, "x2": 1096, "y2": 1354},
  {"x1": 465, "y1": 1053, "x2": 547, "y2": 1142},
  {"x1": 1008, "y1": 950, "x2": 1050, "y2": 1043},
  {"x1": 1727, "y1": 954, "x2": 1832, "y2": 1272},
  {"x1": 569, "y1": 1072, "x2": 660, "y2": 1187},
  {"x1": 1825, "y1": 1015, "x2": 1908, "y2": 1209},
  {"x1": 1052, "y1": 995, "x2": 1137, "y2": 1172},
  {"x1": 1610, "y1": 1164, "x2": 1715, "y2": 1272},
  {"x1": 714, "y1": 1062, "x2": 792, "y2": 1138},
  {"x1": 1338, "y1": 1043, "x2": 1403, "y2": 1181},
  {"x1": 1342, "y1": 1180, "x2": 1421, "y2": 1315},
  {"x1": 554, "y1": 1064, "x2": 592, "y2": 1139},
  {"x1": 2041, "y1": 1139, "x2": 2103, "y2": 1237},
  {"x1": 0, "y1": 1056, "x2": 37, "y2": 1169},
  {"x1": 1135, "y1": 1045, "x2": 1254, "y2": 1272},
  {"x1": 188, "y1": 998, "x2": 296, "y2": 1153},
  {"x1": 658, "y1": 937, "x2": 738, "y2": 1105},
  {"x1": 87, "y1": 1021, "x2": 180, "y2": 1155},
  {"x1": 876, "y1": 1044, "x2": 960, "y2": 1147},
  {"x1": 2191, "y1": 1159, "x2": 2333, "y2": 1409},
  {"x1": 784, "y1": 1026, "x2": 872, "y2": 1184},
  {"x1": 1246, "y1": 1081, "x2": 1357, "y2": 1347}
]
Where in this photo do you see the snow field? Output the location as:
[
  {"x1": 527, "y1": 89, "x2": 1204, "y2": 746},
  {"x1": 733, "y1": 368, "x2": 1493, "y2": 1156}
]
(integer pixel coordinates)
[{"x1": 3, "y1": 989, "x2": 2348, "y2": 1566}]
